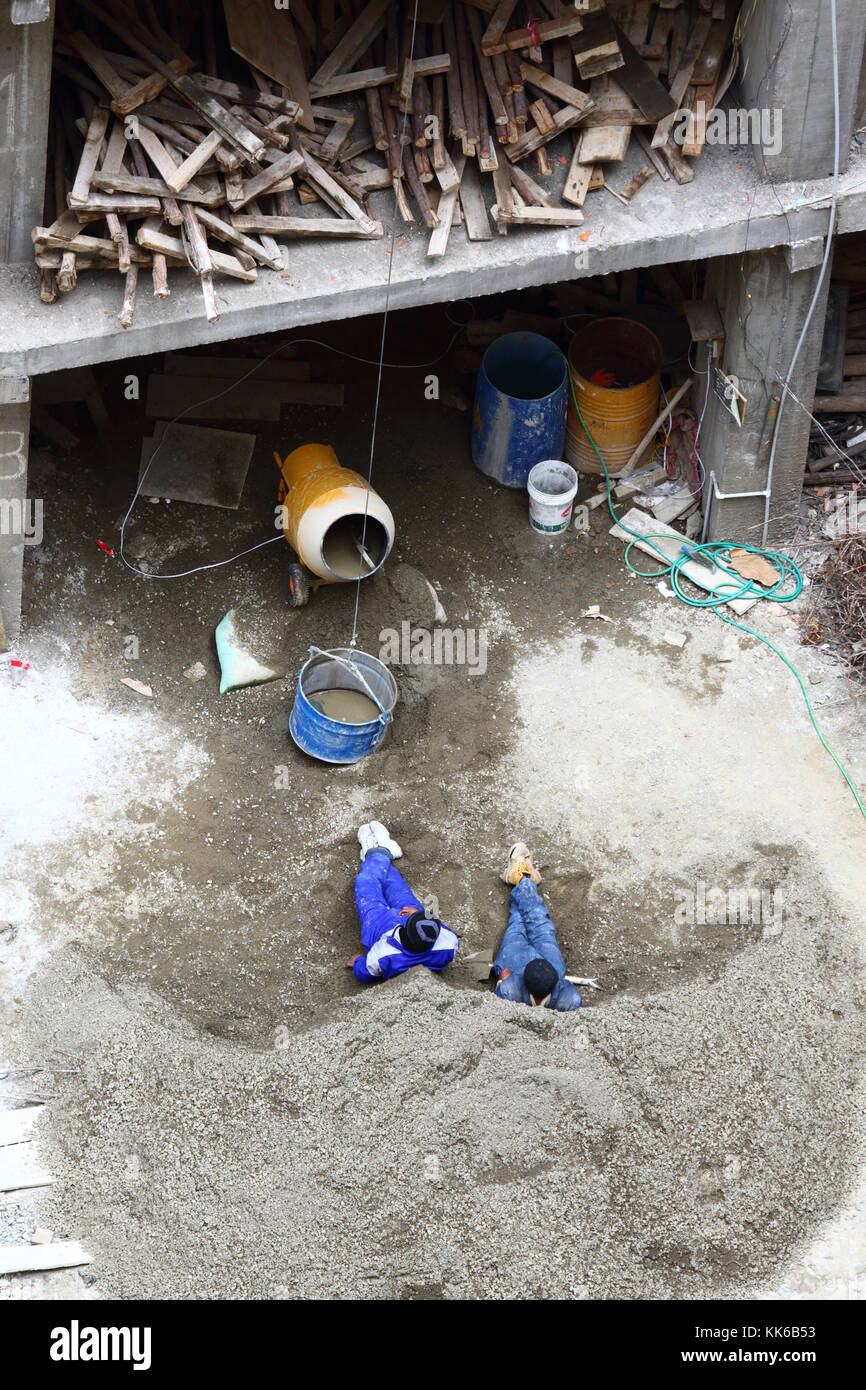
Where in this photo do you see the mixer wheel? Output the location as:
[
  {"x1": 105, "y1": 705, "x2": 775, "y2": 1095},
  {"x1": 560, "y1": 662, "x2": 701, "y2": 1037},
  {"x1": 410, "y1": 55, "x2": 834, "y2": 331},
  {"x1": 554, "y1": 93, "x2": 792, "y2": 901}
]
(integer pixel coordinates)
[{"x1": 287, "y1": 562, "x2": 312, "y2": 608}]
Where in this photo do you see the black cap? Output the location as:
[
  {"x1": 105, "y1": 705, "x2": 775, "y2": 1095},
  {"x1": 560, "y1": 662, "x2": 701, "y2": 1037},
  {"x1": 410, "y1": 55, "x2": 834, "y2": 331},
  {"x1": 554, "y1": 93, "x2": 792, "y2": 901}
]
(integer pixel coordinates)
[
  {"x1": 400, "y1": 912, "x2": 440, "y2": 954},
  {"x1": 524, "y1": 957, "x2": 558, "y2": 1000}
]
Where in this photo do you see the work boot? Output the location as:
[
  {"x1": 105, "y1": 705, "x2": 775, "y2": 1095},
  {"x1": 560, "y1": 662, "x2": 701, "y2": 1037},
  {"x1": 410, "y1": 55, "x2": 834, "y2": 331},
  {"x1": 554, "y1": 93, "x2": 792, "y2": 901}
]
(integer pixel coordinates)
[
  {"x1": 501, "y1": 842, "x2": 541, "y2": 886},
  {"x1": 357, "y1": 824, "x2": 377, "y2": 861},
  {"x1": 369, "y1": 820, "x2": 403, "y2": 859}
]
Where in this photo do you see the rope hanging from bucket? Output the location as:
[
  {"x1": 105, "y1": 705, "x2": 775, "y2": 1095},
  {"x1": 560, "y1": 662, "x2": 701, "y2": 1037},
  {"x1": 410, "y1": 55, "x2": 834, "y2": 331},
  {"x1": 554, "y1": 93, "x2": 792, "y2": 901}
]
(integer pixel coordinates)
[
  {"x1": 307, "y1": 646, "x2": 392, "y2": 726},
  {"x1": 349, "y1": 0, "x2": 422, "y2": 650}
]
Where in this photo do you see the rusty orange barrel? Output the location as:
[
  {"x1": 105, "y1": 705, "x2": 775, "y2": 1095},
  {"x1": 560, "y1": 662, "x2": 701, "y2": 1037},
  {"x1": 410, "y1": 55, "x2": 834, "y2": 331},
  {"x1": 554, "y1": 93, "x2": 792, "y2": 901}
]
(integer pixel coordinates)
[
  {"x1": 275, "y1": 443, "x2": 394, "y2": 583},
  {"x1": 565, "y1": 318, "x2": 662, "y2": 476}
]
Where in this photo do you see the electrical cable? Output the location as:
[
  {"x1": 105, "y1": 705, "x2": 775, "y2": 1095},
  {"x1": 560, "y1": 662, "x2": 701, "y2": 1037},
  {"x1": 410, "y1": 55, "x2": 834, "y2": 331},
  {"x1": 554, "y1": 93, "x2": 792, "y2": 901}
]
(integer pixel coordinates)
[{"x1": 348, "y1": 0, "x2": 421, "y2": 649}]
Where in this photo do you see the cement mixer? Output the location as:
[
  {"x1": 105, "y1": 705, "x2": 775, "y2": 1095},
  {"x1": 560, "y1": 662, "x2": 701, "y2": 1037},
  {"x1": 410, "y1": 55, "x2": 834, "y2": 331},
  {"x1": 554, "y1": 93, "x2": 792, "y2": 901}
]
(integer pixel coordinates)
[{"x1": 274, "y1": 444, "x2": 395, "y2": 607}]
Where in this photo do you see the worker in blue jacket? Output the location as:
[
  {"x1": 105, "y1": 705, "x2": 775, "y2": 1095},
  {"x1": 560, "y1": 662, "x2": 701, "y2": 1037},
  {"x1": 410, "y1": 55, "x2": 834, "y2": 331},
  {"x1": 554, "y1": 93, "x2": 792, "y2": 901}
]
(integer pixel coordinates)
[
  {"x1": 494, "y1": 843, "x2": 582, "y2": 1011},
  {"x1": 347, "y1": 822, "x2": 459, "y2": 983}
]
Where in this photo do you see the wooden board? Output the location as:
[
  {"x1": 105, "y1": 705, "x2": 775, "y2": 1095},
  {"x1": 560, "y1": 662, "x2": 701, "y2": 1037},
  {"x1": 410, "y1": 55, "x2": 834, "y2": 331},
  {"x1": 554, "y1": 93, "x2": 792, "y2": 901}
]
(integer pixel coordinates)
[
  {"x1": 577, "y1": 75, "x2": 631, "y2": 164},
  {"x1": 145, "y1": 374, "x2": 343, "y2": 420},
  {"x1": 683, "y1": 299, "x2": 725, "y2": 342},
  {"x1": 138, "y1": 421, "x2": 256, "y2": 508},
  {"x1": 571, "y1": 7, "x2": 624, "y2": 80},
  {"x1": 0, "y1": 1107, "x2": 40, "y2": 1146},
  {"x1": 610, "y1": 22, "x2": 677, "y2": 122},
  {"x1": 164, "y1": 354, "x2": 309, "y2": 381},
  {"x1": 610, "y1": 509, "x2": 758, "y2": 615},
  {"x1": 223, "y1": 0, "x2": 313, "y2": 130},
  {"x1": 0, "y1": 1242, "x2": 92, "y2": 1276},
  {"x1": 458, "y1": 159, "x2": 493, "y2": 240},
  {"x1": 0, "y1": 1141, "x2": 54, "y2": 1191}
]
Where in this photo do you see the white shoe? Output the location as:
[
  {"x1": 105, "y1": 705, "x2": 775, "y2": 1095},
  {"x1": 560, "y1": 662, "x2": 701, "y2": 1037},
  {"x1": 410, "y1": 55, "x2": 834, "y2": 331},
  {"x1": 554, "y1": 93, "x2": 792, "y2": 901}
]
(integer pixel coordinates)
[
  {"x1": 357, "y1": 824, "x2": 377, "y2": 861},
  {"x1": 369, "y1": 820, "x2": 403, "y2": 859}
]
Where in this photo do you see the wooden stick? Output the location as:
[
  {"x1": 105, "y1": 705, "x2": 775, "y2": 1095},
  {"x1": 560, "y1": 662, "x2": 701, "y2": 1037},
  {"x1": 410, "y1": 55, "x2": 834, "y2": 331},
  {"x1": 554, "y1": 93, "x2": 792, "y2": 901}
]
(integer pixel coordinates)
[
  {"x1": 152, "y1": 251, "x2": 170, "y2": 297},
  {"x1": 194, "y1": 207, "x2": 284, "y2": 269},
  {"x1": 621, "y1": 378, "x2": 694, "y2": 475},
  {"x1": 165, "y1": 130, "x2": 224, "y2": 193},
  {"x1": 117, "y1": 261, "x2": 138, "y2": 327},
  {"x1": 68, "y1": 105, "x2": 110, "y2": 207},
  {"x1": 442, "y1": 3, "x2": 467, "y2": 140},
  {"x1": 455, "y1": 0, "x2": 480, "y2": 152},
  {"x1": 365, "y1": 86, "x2": 389, "y2": 151}
]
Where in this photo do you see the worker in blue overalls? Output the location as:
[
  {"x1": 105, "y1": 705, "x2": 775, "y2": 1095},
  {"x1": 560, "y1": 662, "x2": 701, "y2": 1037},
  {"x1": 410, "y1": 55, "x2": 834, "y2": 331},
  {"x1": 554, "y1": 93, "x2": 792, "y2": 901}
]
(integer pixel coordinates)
[
  {"x1": 348, "y1": 822, "x2": 459, "y2": 983},
  {"x1": 494, "y1": 843, "x2": 582, "y2": 1011}
]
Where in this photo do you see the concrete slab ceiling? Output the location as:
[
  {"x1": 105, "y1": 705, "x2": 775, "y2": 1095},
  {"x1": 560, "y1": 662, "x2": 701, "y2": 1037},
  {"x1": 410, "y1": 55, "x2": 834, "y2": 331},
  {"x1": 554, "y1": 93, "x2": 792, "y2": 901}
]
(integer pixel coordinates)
[{"x1": 3, "y1": 138, "x2": 866, "y2": 379}]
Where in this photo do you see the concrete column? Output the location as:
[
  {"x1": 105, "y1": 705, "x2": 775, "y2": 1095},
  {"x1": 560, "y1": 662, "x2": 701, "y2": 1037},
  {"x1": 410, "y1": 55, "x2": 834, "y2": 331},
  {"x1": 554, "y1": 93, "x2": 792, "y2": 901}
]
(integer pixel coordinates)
[
  {"x1": 698, "y1": 245, "x2": 831, "y2": 545},
  {"x1": 0, "y1": 0, "x2": 55, "y2": 262},
  {"x1": 0, "y1": 377, "x2": 31, "y2": 641},
  {"x1": 737, "y1": 0, "x2": 866, "y2": 183}
]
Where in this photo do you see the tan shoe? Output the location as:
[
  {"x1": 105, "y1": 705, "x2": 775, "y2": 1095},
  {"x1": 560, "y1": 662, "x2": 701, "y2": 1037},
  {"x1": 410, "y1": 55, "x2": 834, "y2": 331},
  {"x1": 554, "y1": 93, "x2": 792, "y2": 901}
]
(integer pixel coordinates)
[{"x1": 500, "y1": 842, "x2": 541, "y2": 886}]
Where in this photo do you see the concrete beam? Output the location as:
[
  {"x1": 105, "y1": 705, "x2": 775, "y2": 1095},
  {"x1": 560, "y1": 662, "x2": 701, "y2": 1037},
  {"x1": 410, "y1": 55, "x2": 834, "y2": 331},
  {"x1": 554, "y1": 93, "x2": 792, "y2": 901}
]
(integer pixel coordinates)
[
  {"x1": 0, "y1": 376, "x2": 31, "y2": 641},
  {"x1": 738, "y1": 0, "x2": 866, "y2": 183},
  {"x1": 0, "y1": 1, "x2": 55, "y2": 262},
  {"x1": 698, "y1": 246, "x2": 831, "y2": 545}
]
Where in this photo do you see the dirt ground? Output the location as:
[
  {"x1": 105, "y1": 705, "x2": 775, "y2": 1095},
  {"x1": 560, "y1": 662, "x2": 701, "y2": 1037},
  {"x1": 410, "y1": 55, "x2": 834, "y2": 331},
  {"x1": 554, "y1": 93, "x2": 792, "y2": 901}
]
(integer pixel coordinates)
[{"x1": 2, "y1": 304, "x2": 866, "y2": 1300}]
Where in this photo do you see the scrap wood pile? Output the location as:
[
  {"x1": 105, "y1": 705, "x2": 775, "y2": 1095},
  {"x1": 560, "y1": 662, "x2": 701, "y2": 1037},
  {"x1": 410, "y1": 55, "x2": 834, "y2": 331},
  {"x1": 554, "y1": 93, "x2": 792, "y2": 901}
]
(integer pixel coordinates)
[
  {"x1": 800, "y1": 537, "x2": 866, "y2": 674},
  {"x1": 35, "y1": 0, "x2": 740, "y2": 327}
]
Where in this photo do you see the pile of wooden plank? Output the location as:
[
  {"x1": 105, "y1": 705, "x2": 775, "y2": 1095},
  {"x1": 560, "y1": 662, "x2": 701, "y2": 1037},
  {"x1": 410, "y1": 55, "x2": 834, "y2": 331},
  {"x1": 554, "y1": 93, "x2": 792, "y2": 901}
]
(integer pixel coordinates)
[{"x1": 34, "y1": 0, "x2": 740, "y2": 325}]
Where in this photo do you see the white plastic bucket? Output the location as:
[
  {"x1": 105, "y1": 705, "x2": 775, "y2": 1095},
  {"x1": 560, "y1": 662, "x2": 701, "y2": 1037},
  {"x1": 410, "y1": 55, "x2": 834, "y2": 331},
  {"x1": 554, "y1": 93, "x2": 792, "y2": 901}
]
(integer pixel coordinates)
[{"x1": 527, "y1": 460, "x2": 579, "y2": 535}]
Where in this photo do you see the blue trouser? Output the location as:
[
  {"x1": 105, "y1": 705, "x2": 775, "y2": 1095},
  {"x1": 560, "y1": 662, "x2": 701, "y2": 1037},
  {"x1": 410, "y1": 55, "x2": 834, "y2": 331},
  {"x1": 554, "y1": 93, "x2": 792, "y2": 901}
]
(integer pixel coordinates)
[
  {"x1": 493, "y1": 878, "x2": 567, "y2": 979},
  {"x1": 354, "y1": 850, "x2": 424, "y2": 950}
]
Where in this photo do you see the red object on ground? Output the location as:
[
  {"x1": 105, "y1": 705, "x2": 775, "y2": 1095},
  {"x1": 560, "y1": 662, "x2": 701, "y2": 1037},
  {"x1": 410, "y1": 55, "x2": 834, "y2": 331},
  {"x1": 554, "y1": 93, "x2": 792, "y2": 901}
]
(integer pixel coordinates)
[{"x1": 94, "y1": 539, "x2": 115, "y2": 557}]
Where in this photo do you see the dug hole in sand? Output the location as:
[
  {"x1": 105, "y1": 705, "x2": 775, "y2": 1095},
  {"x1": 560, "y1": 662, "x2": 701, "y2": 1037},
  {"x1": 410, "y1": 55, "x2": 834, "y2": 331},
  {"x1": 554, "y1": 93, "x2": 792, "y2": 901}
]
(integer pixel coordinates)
[{"x1": 2, "y1": 391, "x2": 866, "y2": 1300}]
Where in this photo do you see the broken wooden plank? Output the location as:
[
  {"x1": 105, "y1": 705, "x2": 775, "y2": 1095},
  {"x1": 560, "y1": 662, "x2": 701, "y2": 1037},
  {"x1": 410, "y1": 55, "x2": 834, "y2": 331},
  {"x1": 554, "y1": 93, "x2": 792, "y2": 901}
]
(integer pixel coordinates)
[
  {"x1": 652, "y1": 14, "x2": 713, "y2": 147},
  {"x1": 68, "y1": 105, "x2": 110, "y2": 207},
  {"x1": 194, "y1": 207, "x2": 284, "y2": 270},
  {"x1": 227, "y1": 151, "x2": 305, "y2": 210},
  {"x1": 311, "y1": 0, "x2": 391, "y2": 88},
  {"x1": 577, "y1": 75, "x2": 632, "y2": 164},
  {"x1": 619, "y1": 166, "x2": 656, "y2": 201},
  {"x1": 229, "y1": 215, "x2": 382, "y2": 238},
  {"x1": 135, "y1": 224, "x2": 258, "y2": 281},
  {"x1": 495, "y1": 205, "x2": 585, "y2": 227},
  {"x1": 428, "y1": 151, "x2": 466, "y2": 258},
  {"x1": 484, "y1": 13, "x2": 586, "y2": 57},
  {"x1": 0, "y1": 1242, "x2": 92, "y2": 1276},
  {"x1": 0, "y1": 1141, "x2": 54, "y2": 1191},
  {"x1": 518, "y1": 61, "x2": 594, "y2": 115},
  {"x1": 506, "y1": 104, "x2": 588, "y2": 162},
  {"x1": 459, "y1": 158, "x2": 493, "y2": 240},
  {"x1": 0, "y1": 1108, "x2": 40, "y2": 1146}
]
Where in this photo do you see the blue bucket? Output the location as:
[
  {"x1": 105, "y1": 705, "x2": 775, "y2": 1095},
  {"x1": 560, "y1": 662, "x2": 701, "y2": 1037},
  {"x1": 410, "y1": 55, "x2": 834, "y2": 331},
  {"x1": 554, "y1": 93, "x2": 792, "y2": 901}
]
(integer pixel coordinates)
[
  {"x1": 472, "y1": 331, "x2": 568, "y2": 488},
  {"x1": 290, "y1": 647, "x2": 398, "y2": 764}
]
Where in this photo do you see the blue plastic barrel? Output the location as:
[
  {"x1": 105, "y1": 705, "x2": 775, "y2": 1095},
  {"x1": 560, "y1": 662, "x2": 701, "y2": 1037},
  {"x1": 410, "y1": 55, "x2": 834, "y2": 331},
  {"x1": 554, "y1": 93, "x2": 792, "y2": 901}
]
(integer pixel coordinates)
[
  {"x1": 472, "y1": 332, "x2": 568, "y2": 488},
  {"x1": 290, "y1": 647, "x2": 398, "y2": 764}
]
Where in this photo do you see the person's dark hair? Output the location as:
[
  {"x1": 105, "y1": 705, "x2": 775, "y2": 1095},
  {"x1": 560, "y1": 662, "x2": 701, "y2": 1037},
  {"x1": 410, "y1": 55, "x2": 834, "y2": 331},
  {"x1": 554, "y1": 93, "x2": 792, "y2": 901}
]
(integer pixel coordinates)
[
  {"x1": 400, "y1": 912, "x2": 440, "y2": 954},
  {"x1": 524, "y1": 957, "x2": 557, "y2": 1000}
]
